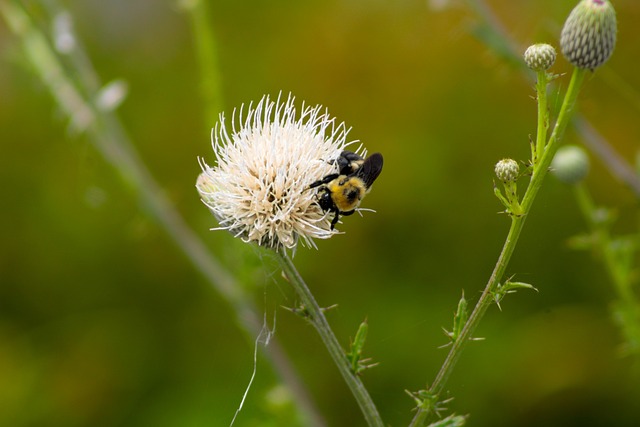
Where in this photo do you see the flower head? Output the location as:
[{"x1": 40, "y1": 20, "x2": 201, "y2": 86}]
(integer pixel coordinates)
[
  {"x1": 524, "y1": 43, "x2": 557, "y2": 72},
  {"x1": 560, "y1": 0, "x2": 617, "y2": 71},
  {"x1": 197, "y1": 94, "x2": 362, "y2": 251},
  {"x1": 551, "y1": 145, "x2": 590, "y2": 184},
  {"x1": 495, "y1": 159, "x2": 520, "y2": 183}
]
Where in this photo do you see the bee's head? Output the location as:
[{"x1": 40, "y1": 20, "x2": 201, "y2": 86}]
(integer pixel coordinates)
[{"x1": 316, "y1": 187, "x2": 335, "y2": 212}]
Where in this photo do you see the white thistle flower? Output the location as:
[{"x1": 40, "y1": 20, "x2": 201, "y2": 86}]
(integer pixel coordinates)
[{"x1": 197, "y1": 94, "x2": 363, "y2": 251}]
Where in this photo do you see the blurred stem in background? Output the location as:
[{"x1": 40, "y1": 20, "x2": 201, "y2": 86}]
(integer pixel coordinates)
[
  {"x1": 572, "y1": 180, "x2": 640, "y2": 357},
  {"x1": 0, "y1": 1, "x2": 324, "y2": 425},
  {"x1": 552, "y1": 142, "x2": 640, "y2": 359},
  {"x1": 180, "y1": 0, "x2": 224, "y2": 124}
]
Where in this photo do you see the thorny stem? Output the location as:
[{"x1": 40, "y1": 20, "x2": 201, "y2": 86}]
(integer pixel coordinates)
[
  {"x1": 410, "y1": 67, "x2": 587, "y2": 426},
  {"x1": 0, "y1": 2, "x2": 325, "y2": 426},
  {"x1": 534, "y1": 70, "x2": 549, "y2": 165},
  {"x1": 276, "y1": 252, "x2": 384, "y2": 427}
]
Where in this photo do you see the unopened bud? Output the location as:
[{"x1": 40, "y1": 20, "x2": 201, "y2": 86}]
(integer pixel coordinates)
[
  {"x1": 495, "y1": 159, "x2": 520, "y2": 183},
  {"x1": 524, "y1": 44, "x2": 557, "y2": 72},
  {"x1": 560, "y1": 0, "x2": 617, "y2": 71},
  {"x1": 551, "y1": 145, "x2": 590, "y2": 184}
]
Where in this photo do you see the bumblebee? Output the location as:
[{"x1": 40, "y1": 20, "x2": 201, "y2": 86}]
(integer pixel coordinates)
[{"x1": 309, "y1": 150, "x2": 383, "y2": 230}]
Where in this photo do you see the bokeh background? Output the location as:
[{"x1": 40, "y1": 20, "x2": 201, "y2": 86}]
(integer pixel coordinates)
[{"x1": 2, "y1": 0, "x2": 640, "y2": 426}]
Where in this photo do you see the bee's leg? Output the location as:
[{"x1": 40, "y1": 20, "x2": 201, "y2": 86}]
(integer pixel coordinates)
[
  {"x1": 330, "y1": 211, "x2": 340, "y2": 230},
  {"x1": 309, "y1": 173, "x2": 340, "y2": 189},
  {"x1": 341, "y1": 210, "x2": 356, "y2": 217}
]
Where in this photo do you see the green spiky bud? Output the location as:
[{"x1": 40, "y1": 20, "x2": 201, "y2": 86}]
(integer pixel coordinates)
[
  {"x1": 560, "y1": 0, "x2": 617, "y2": 71},
  {"x1": 551, "y1": 145, "x2": 590, "y2": 184},
  {"x1": 524, "y1": 43, "x2": 557, "y2": 72},
  {"x1": 495, "y1": 159, "x2": 520, "y2": 183}
]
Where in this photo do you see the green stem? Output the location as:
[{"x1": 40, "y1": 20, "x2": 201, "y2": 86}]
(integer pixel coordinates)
[
  {"x1": 276, "y1": 252, "x2": 384, "y2": 427},
  {"x1": 534, "y1": 70, "x2": 549, "y2": 165},
  {"x1": 524, "y1": 68, "x2": 587, "y2": 210},
  {"x1": 410, "y1": 67, "x2": 587, "y2": 427}
]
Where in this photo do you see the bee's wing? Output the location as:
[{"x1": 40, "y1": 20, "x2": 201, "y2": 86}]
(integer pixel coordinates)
[{"x1": 356, "y1": 153, "x2": 383, "y2": 188}]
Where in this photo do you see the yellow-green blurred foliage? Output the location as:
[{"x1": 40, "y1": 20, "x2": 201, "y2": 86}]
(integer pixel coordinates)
[{"x1": 1, "y1": 1, "x2": 640, "y2": 426}]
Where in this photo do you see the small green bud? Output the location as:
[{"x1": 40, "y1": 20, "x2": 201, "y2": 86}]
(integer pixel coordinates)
[
  {"x1": 560, "y1": 0, "x2": 617, "y2": 71},
  {"x1": 347, "y1": 319, "x2": 377, "y2": 375},
  {"x1": 551, "y1": 145, "x2": 590, "y2": 184},
  {"x1": 524, "y1": 43, "x2": 557, "y2": 71},
  {"x1": 493, "y1": 278, "x2": 538, "y2": 311},
  {"x1": 351, "y1": 320, "x2": 369, "y2": 358},
  {"x1": 495, "y1": 159, "x2": 520, "y2": 183}
]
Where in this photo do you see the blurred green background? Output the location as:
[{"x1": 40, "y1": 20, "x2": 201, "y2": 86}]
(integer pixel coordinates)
[{"x1": 2, "y1": 0, "x2": 640, "y2": 426}]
